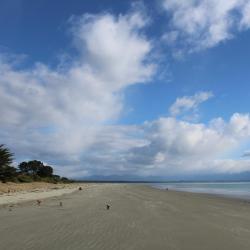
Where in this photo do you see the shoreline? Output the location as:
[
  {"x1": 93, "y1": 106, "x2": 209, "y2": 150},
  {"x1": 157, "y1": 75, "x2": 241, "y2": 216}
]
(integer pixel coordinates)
[
  {"x1": 148, "y1": 184, "x2": 250, "y2": 205},
  {"x1": 1, "y1": 181, "x2": 250, "y2": 207},
  {"x1": 159, "y1": 187, "x2": 250, "y2": 203},
  {"x1": 150, "y1": 182, "x2": 250, "y2": 201}
]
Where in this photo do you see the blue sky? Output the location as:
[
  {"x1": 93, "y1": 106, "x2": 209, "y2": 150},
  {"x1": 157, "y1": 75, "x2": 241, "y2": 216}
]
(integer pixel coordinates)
[{"x1": 1, "y1": 0, "x2": 250, "y2": 179}]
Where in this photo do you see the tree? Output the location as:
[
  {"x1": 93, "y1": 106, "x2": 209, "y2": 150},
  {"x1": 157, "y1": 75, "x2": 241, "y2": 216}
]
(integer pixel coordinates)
[
  {"x1": 0, "y1": 144, "x2": 14, "y2": 169},
  {"x1": 28, "y1": 160, "x2": 44, "y2": 176},
  {"x1": 37, "y1": 165, "x2": 53, "y2": 177},
  {"x1": 18, "y1": 160, "x2": 53, "y2": 178},
  {"x1": 0, "y1": 146, "x2": 69, "y2": 183},
  {"x1": 0, "y1": 166, "x2": 17, "y2": 182},
  {"x1": 18, "y1": 161, "x2": 29, "y2": 174},
  {"x1": 0, "y1": 144, "x2": 16, "y2": 182},
  {"x1": 18, "y1": 160, "x2": 43, "y2": 176}
]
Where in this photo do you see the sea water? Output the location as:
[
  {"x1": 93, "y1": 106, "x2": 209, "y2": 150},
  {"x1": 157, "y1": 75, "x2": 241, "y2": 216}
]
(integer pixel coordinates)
[{"x1": 151, "y1": 182, "x2": 250, "y2": 200}]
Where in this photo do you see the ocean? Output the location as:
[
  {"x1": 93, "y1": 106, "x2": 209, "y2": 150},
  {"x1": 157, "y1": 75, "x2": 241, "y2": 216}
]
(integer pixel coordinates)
[{"x1": 151, "y1": 182, "x2": 250, "y2": 200}]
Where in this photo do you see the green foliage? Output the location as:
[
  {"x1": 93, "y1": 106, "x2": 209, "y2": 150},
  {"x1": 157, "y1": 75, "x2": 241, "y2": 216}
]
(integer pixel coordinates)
[
  {"x1": 0, "y1": 144, "x2": 14, "y2": 168},
  {"x1": 1, "y1": 144, "x2": 73, "y2": 183},
  {"x1": 18, "y1": 162, "x2": 29, "y2": 174},
  {"x1": 17, "y1": 174, "x2": 34, "y2": 183},
  {"x1": 18, "y1": 161, "x2": 53, "y2": 177},
  {"x1": 52, "y1": 175, "x2": 61, "y2": 181},
  {"x1": 18, "y1": 160, "x2": 43, "y2": 176},
  {"x1": 61, "y1": 177, "x2": 70, "y2": 183},
  {"x1": 37, "y1": 165, "x2": 53, "y2": 177},
  {"x1": 0, "y1": 145, "x2": 16, "y2": 182},
  {"x1": 17, "y1": 160, "x2": 72, "y2": 183},
  {"x1": 0, "y1": 166, "x2": 17, "y2": 182}
]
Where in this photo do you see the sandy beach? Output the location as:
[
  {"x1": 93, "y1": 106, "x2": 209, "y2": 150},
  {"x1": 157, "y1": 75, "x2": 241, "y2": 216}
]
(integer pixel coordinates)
[
  {"x1": 0, "y1": 182, "x2": 87, "y2": 206},
  {"x1": 0, "y1": 184, "x2": 250, "y2": 250}
]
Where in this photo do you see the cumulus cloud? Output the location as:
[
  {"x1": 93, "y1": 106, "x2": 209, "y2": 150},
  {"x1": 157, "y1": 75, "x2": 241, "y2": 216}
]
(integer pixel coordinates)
[
  {"x1": 240, "y1": 1, "x2": 250, "y2": 29},
  {"x1": 0, "y1": 8, "x2": 155, "y2": 173},
  {"x1": 54, "y1": 111, "x2": 250, "y2": 178},
  {"x1": 169, "y1": 91, "x2": 213, "y2": 117},
  {"x1": 70, "y1": 10, "x2": 154, "y2": 89},
  {"x1": 80, "y1": 113, "x2": 250, "y2": 178},
  {"x1": 162, "y1": 0, "x2": 250, "y2": 52},
  {"x1": 2, "y1": 4, "x2": 250, "y2": 179}
]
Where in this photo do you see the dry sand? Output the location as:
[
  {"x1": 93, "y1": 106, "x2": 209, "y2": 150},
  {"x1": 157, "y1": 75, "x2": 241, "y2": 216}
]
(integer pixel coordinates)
[
  {"x1": 0, "y1": 184, "x2": 250, "y2": 250},
  {"x1": 0, "y1": 182, "x2": 79, "y2": 194},
  {"x1": 0, "y1": 182, "x2": 84, "y2": 206}
]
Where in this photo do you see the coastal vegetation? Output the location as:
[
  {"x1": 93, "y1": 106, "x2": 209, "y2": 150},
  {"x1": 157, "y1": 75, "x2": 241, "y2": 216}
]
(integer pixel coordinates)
[{"x1": 0, "y1": 144, "x2": 71, "y2": 183}]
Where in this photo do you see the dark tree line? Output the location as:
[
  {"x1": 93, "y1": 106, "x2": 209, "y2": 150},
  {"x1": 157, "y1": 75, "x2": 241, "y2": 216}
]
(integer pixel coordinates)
[
  {"x1": 0, "y1": 145, "x2": 16, "y2": 181},
  {"x1": 0, "y1": 144, "x2": 71, "y2": 183},
  {"x1": 19, "y1": 160, "x2": 53, "y2": 177}
]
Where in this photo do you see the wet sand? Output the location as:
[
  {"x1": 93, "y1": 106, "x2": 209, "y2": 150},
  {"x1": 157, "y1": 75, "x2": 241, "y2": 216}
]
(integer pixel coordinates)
[{"x1": 0, "y1": 184, "x2": 250, "y2": 250}]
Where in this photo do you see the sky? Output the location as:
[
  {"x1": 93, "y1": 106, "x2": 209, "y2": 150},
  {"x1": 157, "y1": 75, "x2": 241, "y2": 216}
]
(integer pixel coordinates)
[{"x1": 1, "y1": 0, "x2": 250, "y2": 179}]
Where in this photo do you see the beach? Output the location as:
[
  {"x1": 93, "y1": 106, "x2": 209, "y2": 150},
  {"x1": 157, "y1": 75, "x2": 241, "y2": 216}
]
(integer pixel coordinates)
[
  {"x1": 0, "y1": 184, "x2": 250, "y2": 250},
  {"x1": 0, "y1": 182, "x2": 85, "y2": 206}
]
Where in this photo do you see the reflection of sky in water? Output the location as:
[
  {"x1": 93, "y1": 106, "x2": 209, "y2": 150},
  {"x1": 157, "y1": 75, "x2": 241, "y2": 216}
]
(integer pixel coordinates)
[{"x1": 152, "y1": 182, "x2": 250, "y2": 200}]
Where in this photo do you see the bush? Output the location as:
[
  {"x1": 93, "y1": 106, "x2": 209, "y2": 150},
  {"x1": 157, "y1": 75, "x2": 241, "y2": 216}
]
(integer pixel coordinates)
[
  {"x1": 17, "y1": 175, "x2": 33, "y2": 183},
  {"x1": 33, "y1": 175, "x2": 42, "y2": 181},
  {"x1": 61, "y1": 177, "x2": 71, "y2": 183},
  {"x1": 52, "y1": 175, "x2": 61, "y2": 182}
]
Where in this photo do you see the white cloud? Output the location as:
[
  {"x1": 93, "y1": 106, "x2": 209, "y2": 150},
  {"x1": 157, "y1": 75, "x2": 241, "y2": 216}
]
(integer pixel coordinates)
[
  {"x1": 70, "y1": 10, "x2": 154, "y2": 89},
  {"x1": 56, "y1": 112, "x2": 250, "y2": 178},
  {"x1": 169, "y1": 91, "x2": 213, "y2": 117},
  {"x1": 240, "y1": 1, "x2": 250, "y2": 29},
  {"x1": 0, "y1": 8, "x2": 155, "y2": 171},
  {"x1": 162, "y1": 0, "x2": 250, "y2": 51},
  {"x1": 1, "y1": 4, "x2": 250, "y2": 179},
  {"x1": 109, "y1": 113, "x2": 250, "y2": 177},
  {"x1": 3, "y1": 48, "x2": 250, "y2": 179}
]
